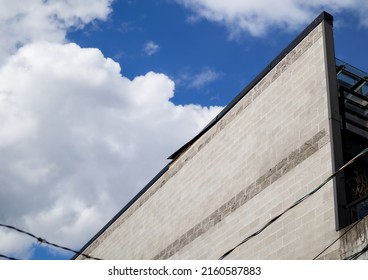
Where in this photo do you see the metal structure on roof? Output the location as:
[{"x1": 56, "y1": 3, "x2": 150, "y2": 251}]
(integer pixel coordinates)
[
  {"x1": 336, "y1": 58, "x2": 368, "y2": 139},
  {"x1": 336, "y1": 59, "x2": 368, "y2": 224}
]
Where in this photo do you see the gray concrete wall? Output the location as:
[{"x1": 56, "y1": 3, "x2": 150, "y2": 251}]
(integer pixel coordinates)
[
  {"x1": 339, "y1": 215, "x2": 368, "y2": 259},
  {"x1": 78, "y1": 20, "x2": 344, "y2": 260}
]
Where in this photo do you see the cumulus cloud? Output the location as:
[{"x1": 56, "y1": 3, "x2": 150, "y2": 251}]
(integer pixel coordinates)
[
  {"x1": 176, "y1": 0, "x2": 368, "y2": 37},
  {"x1": 0, "y1": 0, "x2": 113, "y2": 65},
  {"x1": 0, "y1": 41, "x2": 222, "y2": 258},
  {"x1": 0, "y1": 1, "x2": 223, "y2": 259},
  {"x1": 144, "y1": 41, "x2": 160, "y2": 56}
]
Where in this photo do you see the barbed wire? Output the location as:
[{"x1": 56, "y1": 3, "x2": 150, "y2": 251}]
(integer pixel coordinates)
[{"x1": 0, "y1": 223, "x2": 101, "y2": 260}]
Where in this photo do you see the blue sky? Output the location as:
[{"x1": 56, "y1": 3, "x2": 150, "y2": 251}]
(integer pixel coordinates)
[
  {"x1": 67, "y1": 0, "x2": 368, "y2": 107},
  {"x1": 67, "y1": 0, "x2": 265, "y2": 107},
  {"x1": 0, "y1": 0, "x2": 368, "y2": 260}
]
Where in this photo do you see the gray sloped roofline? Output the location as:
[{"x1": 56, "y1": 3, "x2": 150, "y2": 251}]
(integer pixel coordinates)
[{"x1": 72, "y1": 11, "x2": 333, "y2": 259}]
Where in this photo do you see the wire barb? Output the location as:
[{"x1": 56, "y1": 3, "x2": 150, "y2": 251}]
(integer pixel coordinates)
[
  {"x1": 219, "y1": 147, "x2": 368, "y2": 260},
  {"x1": 0, "y1": 223, "x2": 102, "y2": 260},
  {"x1": 0, "y1": 253, "x2": 19, "y2": 260}
]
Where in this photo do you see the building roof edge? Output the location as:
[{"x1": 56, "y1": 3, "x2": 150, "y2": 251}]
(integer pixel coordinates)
[
  {"x1": 168, "y1": 11, "x2": 333, "y2": 160},
  {"x1": 72, "y1": 11, "x2": 333, "y2": 260},
  {"x1": 71, "y1": 163, "x2": 170, "y2": 259}
]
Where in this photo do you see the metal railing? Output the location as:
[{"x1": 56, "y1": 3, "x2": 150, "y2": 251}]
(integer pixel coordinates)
[{"x1": 340, "y1": 86, "x2": 368, "y2": 139}]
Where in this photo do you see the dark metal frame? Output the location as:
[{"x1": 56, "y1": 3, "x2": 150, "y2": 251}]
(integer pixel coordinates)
[
  {"x1": 338, "y1": 85, "x2": 368, "y2": 225},
  {"x1": 72, "y1": 11, "x2": 337, "y2": 258},
  {"x1": 322, "y1": 19, "x2": 349, "y2": 230},
  {"x1": 169, "y1": 11, "x2": 334, "y2": 160}
]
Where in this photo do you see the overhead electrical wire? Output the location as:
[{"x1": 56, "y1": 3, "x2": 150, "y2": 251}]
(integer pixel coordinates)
[
  {"x1": 344, "y1": 243, "x2": 368, "y2": 260},
  {"x1": 313, "y1": 219, "x2": 362, "y2": 260},
  {"x1": 219, "y1": 147, "x2": 368, "y2": 260},
  {"x1": 1, "y1": 148, "x2": 367, "y2": 261},
  {"x1": 0, "y1": 223, "x2": 101, "y2": 260},
  {"x1": 0, "y1": 253, "x2": 19, "y2": 260}
]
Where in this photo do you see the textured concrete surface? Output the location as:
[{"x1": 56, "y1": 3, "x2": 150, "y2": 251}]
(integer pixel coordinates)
[{"x1": 78, "y1": 20, "x2": 348, "y2": 260}]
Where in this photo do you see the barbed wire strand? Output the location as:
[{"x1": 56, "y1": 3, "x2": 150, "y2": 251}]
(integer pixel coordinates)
[
  {"x1": 0, "y1": 253, "x2": 19, "y2": 260},
  {"x1": 2, "y1": 147, "x2": 368, "y2": 261},
  {"x1": 0, "y1": 223, "x2": 101, "y2": 260}
]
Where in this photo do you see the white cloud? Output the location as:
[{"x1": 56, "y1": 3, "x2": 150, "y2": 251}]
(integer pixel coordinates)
[
  {"x1": 0, "y1": 0, "x2": 113, "y2": 65},
  {"x1": 0, "y1": 0, "x2": 224, "y2": 259},
  {"x1": 176, "y1": 68, "x2": 220, "y2": 90},
  {"x1": 188, "y1": 68, "x2": 220, "y2": 89},
  {"x1": 176, "y1": 0, "x2": 368, "y2": 37},
  {"x1": 0, "y1": 41, "x2": 222, "y2": 258},
  {"x1": 144, "y1": 41, "x2": 160, "y2": 56}
]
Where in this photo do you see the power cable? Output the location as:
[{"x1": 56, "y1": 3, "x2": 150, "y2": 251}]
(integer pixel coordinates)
[
  {"x1": 219, "y1": 147, "x2": 368, "y2": 260},
  {"x1": 344, "y1": 243, "x2": 368, "y2": 260},
  {"x1": 313, "y1": 219, "x2": 362, "y2": 260},
  {"x1": 2, "y1": 148, "x2": 367, "y2": 260},
  {"x1": 0, "y1": 223, "x2": 102, "y2": 260},
  {"x1": 0, "y1": 253, "x2": 19, "y2": 260}
]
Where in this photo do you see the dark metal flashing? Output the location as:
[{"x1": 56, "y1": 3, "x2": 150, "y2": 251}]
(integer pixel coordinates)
[
  {"x1": 168, "y1": 11, "x2": 333, "y2": 160},
  {"x1": 71, "y1": 163, "x2": 170, "y2": 259},
  {"x1": 73, "y1": 11, "x2": 334, "y2": 259},
  {"x1": 321, "y1": 20, "x2": 347, "y2": 230}
]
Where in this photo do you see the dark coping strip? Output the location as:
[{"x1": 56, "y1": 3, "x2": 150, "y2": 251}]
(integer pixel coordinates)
[
  {"x1": 72, "y1": 163, "x2": 170, "y2": 259},
  {"x1": 73, "y1": 11, "x2": 332, "y2": 259},
  {"x1": 154, "y1": 129, "x2": 328, "y2": 259},
  {"x1": 168, "y1": 11, "x2": 333, "y2": 160}
]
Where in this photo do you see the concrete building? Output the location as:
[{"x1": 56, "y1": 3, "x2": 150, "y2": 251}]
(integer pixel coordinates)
[{"x1": 74, "y1": 12, "x2": 368, "y2": 260}]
